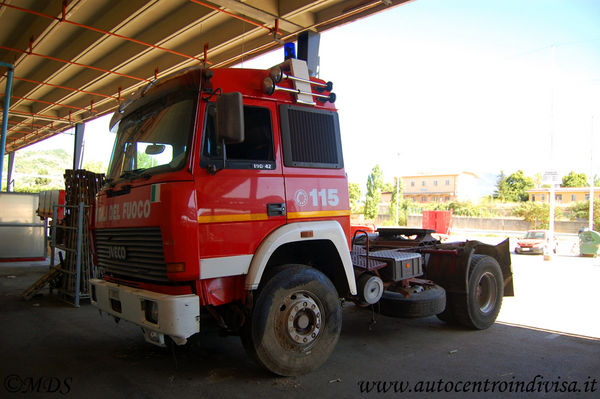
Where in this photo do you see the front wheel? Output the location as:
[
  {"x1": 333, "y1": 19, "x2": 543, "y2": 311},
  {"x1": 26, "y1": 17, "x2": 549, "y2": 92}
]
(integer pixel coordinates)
[{"x1": 241, "y1": 264, "x2": 342, "y2": 376}]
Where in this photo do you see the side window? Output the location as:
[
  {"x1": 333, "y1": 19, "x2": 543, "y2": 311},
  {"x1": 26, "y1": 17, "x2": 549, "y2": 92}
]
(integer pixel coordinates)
[{"x1": 202, "y1": 104, "x2": 275, "y2": 169}]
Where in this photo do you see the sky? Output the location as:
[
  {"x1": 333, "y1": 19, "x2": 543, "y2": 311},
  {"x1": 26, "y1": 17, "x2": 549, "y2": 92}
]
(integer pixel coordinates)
[{"x1": 8, "y1": 0, "x2": 600, "y2": 195}]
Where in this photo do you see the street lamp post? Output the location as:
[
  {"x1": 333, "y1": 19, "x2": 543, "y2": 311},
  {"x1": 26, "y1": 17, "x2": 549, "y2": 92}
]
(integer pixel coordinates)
[{"x1": 395, "y1": 153, "x2": 401, "y2": 226}]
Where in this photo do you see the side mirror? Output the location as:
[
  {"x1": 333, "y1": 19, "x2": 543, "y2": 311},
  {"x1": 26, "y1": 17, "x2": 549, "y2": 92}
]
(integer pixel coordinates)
[{"x1": 216, "y1": 92, "x2": 244, "y2": 144}]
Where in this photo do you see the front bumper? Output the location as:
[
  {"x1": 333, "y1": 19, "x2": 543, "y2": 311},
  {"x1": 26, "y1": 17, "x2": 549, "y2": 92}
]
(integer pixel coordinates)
[
  {"x1": 90, "y1": 278, "x2": 200, "y2": 346},
  {"x1": 515, "y1": 246, "x2": 543, "y2": 254}
]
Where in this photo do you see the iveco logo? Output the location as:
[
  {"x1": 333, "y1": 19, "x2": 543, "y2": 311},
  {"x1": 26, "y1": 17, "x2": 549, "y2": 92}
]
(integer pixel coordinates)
[{"x1": 108, "y1": 246, "x2": 127, "y2": 261}]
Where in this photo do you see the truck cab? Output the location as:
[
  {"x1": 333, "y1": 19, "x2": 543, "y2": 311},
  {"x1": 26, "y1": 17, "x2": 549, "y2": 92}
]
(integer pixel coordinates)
[{"x1": 90, "y1": 58, "x2": 355, "y2": 375}]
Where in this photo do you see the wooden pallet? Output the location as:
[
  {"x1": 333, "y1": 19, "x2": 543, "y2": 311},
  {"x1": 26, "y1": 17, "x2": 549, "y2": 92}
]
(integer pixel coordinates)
[{"x1": 21, "y1": 266, "x2": 63, "y2": 301}]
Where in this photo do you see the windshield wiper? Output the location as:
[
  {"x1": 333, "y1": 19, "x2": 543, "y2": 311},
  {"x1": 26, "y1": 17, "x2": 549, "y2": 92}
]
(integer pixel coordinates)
[
  {"x1": 119, "y1": 171, "x2": 135, "y2": 179},
  {"x1": 119, "y1": 169, "x2": 152, "y2": 181}
]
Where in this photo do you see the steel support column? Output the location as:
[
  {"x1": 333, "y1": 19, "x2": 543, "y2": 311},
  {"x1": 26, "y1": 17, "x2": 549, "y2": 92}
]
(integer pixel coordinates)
[
  {"x1": 73, "y1": 122, "x2": 85, "y2": 170},
  {"x1": 1, "y1": 62, "x2": 14, "y2": 191},
  {"x1": 6, "y1": 151, "x2": 15, "y2": 191}
]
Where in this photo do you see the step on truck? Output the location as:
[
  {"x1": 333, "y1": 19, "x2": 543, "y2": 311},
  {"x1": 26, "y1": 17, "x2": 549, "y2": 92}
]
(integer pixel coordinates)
[{"x1": 89, "y1": 42, "x2": 513, "y2": 376}]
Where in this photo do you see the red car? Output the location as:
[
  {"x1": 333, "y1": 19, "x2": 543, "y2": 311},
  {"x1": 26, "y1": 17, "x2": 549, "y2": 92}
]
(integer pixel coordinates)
[{"x1": 515, "y1": 230, "x2": 558, "y2": 255}]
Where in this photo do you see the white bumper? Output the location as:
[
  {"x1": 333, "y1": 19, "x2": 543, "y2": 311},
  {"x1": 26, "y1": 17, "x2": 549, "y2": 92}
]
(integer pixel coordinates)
[{"x1": 90, "y1": 278, "x2": 200, "y2": 346}]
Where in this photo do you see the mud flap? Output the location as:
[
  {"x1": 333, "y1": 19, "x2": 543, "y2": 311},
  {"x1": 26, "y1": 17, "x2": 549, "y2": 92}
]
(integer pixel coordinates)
[{"x1": 473, "y1": 239, "x2": 514, "y2": 297}]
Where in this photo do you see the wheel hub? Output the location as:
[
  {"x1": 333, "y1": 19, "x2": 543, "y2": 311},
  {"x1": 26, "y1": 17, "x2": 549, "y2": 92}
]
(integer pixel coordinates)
[
  {"x1": 477, "y1": 271, "x2": 498, "y2": 314},
  {"x1": 283, "y1": 292, "x2": 322, "y2": 345}
]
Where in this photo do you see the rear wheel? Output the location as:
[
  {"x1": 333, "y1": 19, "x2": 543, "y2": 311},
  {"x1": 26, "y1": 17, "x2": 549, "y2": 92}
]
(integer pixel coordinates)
[
  {"x1": 448, "y1": 254, "x2": 504, "y2": 330},
  {"x1": 241, "y1": 264, "x2": 341, "y2": 376}
]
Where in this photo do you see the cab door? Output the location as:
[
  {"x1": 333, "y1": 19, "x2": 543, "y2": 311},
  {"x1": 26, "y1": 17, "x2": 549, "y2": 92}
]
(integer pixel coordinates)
[{"x1": 195, "y1": 100, "x2": 285, "y2": 280}]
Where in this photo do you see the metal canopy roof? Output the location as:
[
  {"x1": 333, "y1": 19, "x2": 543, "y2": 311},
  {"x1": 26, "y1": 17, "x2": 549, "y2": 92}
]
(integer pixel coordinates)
[{"x1": 0, "y1": 0, "x2": 410, "y2": 154}]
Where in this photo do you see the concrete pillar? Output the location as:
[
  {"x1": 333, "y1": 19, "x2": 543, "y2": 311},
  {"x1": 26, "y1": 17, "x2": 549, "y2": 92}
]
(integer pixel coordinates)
[{"x1": 73, "y1": 122, "x2": 85, "y2": 170}]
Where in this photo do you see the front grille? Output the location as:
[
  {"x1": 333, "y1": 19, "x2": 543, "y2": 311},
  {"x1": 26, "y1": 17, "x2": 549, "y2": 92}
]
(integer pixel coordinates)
[{"x1": 95, "y1": 227, "x2": 167, "y2": 282}]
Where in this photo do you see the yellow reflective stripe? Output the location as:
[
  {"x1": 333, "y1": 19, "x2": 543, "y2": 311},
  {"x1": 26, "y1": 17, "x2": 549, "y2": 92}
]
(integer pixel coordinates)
[
  {"x1": 198, "y1": 213, "x2": 269, "y2": 224},
  {"x1": 287, "y1": 210, "x2": 351, "y2": 219},
  {"x1": 198, "y1": 210, "x2": 350, "y2": 223}
]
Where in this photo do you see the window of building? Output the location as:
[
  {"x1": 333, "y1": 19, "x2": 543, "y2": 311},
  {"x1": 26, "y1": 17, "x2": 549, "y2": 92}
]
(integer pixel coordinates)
[
  {"x1": 585, "y1": 194, "x2": 590, "y2": 201},
  {"x1": 445, "y1": 180, "x2": 450, "y2": 185},
  {"x1": 411, "y1": 181, "x2": 415, "y2": 187},
  {"x1": 541, "y1": 195, "x2": 545, "y2": 201},
  {"x1": 531, "y1": 195, "x2": 535, "y2": 202},
  {"x1": 421, "y1": 181, "x2": 426, "y2": 186},
  {"x1": 434, "y1": 180, "x2": 438, "y2": 186},
  {"x1": 556, "y1": 194, "x2": 562, "y2": 201},
  {"x1": 445, "y1": 196, "x2": 450, "y2": 202},
  {"x1": 571, "y1": 194, "x2": 576, "y2": 202},
  {"x1": 421, "y1": 196, "x2": 426, "y2": 202}
]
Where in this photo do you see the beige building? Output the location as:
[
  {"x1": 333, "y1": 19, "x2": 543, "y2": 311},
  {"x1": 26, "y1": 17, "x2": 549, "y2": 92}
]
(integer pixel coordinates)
[
  {"x1": 401, "y1": 172, "x2": 479, "y2": 203},
  {"x1": 527, "y1": 187, "x2": 600, "y2": 204}
]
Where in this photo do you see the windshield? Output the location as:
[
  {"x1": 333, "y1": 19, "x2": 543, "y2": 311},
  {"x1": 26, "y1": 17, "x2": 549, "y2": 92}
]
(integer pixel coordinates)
[
  {"x1": 524, "y1": 231, "x2": 546, "y2": 239},
  {"x1": 106, "y1": 92, "x2": 196, "y2": 182}
]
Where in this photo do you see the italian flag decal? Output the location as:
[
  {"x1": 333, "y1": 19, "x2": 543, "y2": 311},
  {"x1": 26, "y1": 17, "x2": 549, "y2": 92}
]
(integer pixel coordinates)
[{"x1": 151, "y1": 184, "x2": 161, "y2": 203}]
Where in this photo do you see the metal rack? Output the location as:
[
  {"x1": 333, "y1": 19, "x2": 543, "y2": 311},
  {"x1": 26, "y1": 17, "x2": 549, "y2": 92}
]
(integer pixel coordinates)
[{"x1": 50, "y1": 202, "x2": 92, "y2": 307}]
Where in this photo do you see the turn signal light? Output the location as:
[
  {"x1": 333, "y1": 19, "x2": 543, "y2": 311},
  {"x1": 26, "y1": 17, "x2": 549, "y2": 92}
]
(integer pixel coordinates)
[{"x1": 167, "y1": 263, "x2": 185, "y2": 273}]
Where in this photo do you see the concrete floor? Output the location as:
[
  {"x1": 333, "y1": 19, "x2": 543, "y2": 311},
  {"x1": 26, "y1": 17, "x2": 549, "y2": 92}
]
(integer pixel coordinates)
[{"x1": 1, "y1": 254, "x2": 598, "y2": 399}]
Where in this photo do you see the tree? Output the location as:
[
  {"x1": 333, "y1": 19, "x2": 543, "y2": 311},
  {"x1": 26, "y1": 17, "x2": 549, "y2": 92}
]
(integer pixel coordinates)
[
  {"x1": 364, "y1": 164, "x2": 383, "y2": 219},
  {"x1": 569, "y1": 200, "x2": 600, "y2": 231},
  {"x1": 388, "y1": 177, "x2": 405, "y2": 225},
  {"x1": 513, "y1": 202, "x2": 557, "y2": 229},
  {"x1": 562, "y1": 171, "x2": 588, "y2": 188},
  {"x1": 494, "y1": 170, "x2": 534, "y2": 202},
  {"x1": 348, "y1": 183, "x2": 362, "y2": 213},
  {"x1": 137, "y1": 152, "x2": 156, "y2": 169},
  {"x1": 493, "y1": 171, "x2": 509, "y2": 201},
  {"x1": 83, "y1": 160, "x2": 106, "y2": 174},
  {"x1": 7, "y1": 149, "x2": 70, "y2": 192}
]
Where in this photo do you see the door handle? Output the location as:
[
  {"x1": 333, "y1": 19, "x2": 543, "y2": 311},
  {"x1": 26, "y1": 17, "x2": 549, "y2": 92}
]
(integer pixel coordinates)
[{"x1": 267, "y1": 203, "x2": 286, "y2": 217}]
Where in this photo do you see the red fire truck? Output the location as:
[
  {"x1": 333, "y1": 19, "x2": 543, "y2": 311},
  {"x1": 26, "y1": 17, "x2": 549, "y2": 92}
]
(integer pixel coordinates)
[{"x1": 90, "y1": 45, "x2": 513, "y2": 376}]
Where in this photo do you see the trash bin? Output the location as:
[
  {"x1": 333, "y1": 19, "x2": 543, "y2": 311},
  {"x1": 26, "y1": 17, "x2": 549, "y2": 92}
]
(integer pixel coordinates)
[{"x1": 579, "y1": 229, "x2": 600, "y2": 257}]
